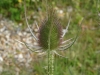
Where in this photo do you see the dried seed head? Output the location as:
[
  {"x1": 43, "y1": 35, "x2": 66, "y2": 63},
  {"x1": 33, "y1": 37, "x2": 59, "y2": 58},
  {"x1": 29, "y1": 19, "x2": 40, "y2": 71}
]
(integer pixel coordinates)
[{"x1": 38, "y1": 9, "x2": 62, "y2": 50}]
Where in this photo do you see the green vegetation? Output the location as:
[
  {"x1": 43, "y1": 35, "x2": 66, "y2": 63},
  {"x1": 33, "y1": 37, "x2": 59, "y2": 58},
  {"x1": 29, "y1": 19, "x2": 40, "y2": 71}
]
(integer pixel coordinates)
[{"x1": 0, "y1": 0, "x2": 100, "y2": 75}]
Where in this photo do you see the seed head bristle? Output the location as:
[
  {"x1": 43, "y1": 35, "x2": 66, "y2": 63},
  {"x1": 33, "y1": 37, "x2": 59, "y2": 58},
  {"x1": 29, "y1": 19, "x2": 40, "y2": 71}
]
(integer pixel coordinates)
[{"x1": 38, "y1": 8, "x2": 62, "y2": 50}]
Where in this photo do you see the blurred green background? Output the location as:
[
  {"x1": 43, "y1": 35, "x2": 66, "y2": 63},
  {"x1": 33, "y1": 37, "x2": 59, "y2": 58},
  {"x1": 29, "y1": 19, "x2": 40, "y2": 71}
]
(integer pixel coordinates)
[{"x1": 0, "y1": 0, "x2": 100, "y2": 75}]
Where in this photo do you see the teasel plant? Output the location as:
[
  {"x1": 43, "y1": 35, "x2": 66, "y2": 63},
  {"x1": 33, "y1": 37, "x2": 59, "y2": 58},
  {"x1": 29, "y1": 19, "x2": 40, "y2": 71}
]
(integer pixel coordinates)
[{"x1": 16, "y1": 0, "x2": 84, "y2": 75}]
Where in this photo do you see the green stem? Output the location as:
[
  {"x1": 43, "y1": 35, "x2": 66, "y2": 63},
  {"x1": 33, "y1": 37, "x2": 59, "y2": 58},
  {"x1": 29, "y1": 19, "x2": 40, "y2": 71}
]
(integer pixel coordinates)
[{"x1": 47, "y1": 51, "x2": 54, "y2": 75}]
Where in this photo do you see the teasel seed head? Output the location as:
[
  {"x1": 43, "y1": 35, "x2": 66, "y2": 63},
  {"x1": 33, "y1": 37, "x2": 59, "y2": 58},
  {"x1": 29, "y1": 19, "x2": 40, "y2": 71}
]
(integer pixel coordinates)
[{"x1": 38, "y1": 9, "x2": 62, "y2": 50}]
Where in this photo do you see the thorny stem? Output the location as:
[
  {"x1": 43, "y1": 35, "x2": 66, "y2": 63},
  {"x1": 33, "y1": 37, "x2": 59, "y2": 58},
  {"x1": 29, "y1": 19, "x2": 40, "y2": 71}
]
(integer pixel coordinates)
[{"x1": 47, "y1": 51, "x2": 54, "y2": 75}]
